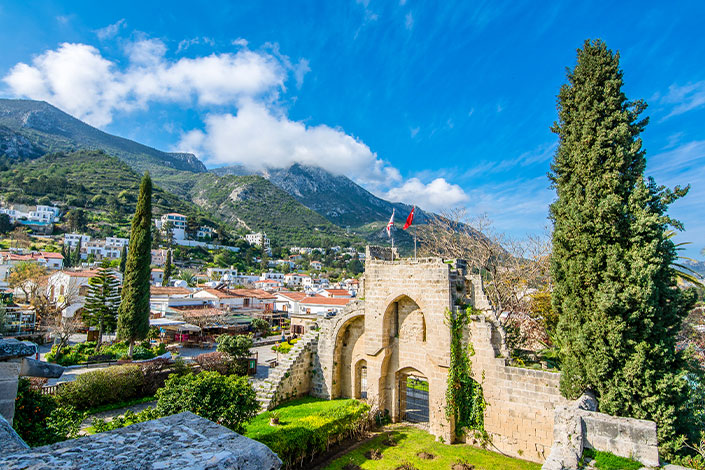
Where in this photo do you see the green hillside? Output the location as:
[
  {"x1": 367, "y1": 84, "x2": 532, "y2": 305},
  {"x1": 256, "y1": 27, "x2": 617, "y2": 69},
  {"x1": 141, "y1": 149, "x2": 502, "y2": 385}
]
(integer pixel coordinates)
[
  {"x1": 190, "y1": 173, "x2": 363, "y2": 247},
  {"x1": 0, "y1": 150, "x2": 220, "y2": 234}
]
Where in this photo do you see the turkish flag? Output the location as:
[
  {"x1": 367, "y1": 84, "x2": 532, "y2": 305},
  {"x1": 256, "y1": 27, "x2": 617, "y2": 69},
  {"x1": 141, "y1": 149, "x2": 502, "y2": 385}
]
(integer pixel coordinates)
[{"x1": 403, "y1": 206, "x2": 415, "y2": 230}]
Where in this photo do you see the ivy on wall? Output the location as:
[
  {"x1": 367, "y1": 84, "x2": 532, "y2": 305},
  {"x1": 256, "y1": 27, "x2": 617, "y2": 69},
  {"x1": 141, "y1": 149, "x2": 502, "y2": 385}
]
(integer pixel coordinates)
[{"x1": 445, "y1": 305, "x2": 487, "y2": 439}]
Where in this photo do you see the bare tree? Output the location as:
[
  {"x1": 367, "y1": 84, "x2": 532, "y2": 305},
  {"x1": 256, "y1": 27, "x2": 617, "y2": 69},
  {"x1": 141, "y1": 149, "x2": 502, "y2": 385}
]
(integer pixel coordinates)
[
  {"x1": 419, "y1": 209, "x2": 551, "y2": 328},
  {"x1": 47, "y1": 313, "x2": 83, "y2": 356}
]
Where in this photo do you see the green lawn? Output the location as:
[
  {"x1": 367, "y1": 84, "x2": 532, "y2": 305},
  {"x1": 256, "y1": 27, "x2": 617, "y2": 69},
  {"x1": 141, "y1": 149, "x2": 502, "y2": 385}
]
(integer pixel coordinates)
[{"x1": 324, "y1": 426, "x2": 541, "y2": 470}]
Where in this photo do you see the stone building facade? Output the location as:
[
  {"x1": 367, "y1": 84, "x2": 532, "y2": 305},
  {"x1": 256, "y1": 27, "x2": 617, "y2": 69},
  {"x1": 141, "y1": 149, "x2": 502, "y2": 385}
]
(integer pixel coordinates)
[{"x1": 257, "y1": 247, "x2": 662, "y2": 467}]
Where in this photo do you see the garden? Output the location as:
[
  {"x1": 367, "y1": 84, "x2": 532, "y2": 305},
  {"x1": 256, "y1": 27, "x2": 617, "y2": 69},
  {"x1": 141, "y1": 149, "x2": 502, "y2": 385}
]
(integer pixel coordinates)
[{"x1": 45, "y1": 340, "x2": 167, "y2": 366}]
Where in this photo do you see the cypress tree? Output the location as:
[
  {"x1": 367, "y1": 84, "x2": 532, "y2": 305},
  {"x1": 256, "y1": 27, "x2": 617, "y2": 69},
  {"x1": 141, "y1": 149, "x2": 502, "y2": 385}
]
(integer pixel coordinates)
[
  {"x1": 119, "y1": 246, "x2": 127, "y2": 274},
  {"x1": 117, "y1": 172, "x2": 153, "y2": 357},
  {"x1": 162, "y1": 249, "x2": 172, "y2": 286},
  {"x1": 550, "y1": 39, "x2": 696, "y2": 455},
  {"x1": 73, "y1": 239, "x2": 82, "y2": 266},
  {"x1": 83, "y1": 264, "x2": 120, "y2": 351}
]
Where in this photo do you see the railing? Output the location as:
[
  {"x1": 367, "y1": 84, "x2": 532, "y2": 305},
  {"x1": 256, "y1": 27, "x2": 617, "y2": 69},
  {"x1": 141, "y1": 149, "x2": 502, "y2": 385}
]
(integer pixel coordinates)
[{"x1": 40, "y1": 383, "x2": 66, "y2": 395}]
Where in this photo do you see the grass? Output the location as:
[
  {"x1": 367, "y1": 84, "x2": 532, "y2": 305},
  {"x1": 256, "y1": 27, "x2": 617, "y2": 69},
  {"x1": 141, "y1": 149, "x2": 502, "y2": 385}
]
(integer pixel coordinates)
[
  {"x1": 324, "y1": 426, "x2": 541, "y2": 470},
  {"x1": 244, "y1": 396, "x2": 362, "y2": 438},
  {"x1": 83, "y1": 395, "x2": 155, "y2": 416},
  {"x1": 582, "y1": 448, "x2": 642, "y2": 470}
]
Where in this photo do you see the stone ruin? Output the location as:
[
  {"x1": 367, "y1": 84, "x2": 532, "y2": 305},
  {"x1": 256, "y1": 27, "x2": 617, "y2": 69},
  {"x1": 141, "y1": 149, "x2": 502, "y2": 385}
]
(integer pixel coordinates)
[
  {"x1": 0, "y1": 335, "x2": 282, "y2": 469},
  {"x1": 258, "y1": 247, "x2": 663, "y2": 469}
]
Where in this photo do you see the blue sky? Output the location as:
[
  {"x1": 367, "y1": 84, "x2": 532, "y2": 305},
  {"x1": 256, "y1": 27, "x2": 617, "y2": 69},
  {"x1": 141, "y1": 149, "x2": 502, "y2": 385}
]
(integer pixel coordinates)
[{"x1": 0, "y1": 1, "x2": 703, "y2": 257}]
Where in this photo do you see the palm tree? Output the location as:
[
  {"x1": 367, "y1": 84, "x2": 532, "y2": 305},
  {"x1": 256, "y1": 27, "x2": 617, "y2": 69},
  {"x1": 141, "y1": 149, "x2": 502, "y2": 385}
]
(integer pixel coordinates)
[
  {"x1": 177, "y1": 269, "x2": 196, "y2": 287},
  {"x1": 667, "y1": 231, "x2": 704, "y2": 288}
]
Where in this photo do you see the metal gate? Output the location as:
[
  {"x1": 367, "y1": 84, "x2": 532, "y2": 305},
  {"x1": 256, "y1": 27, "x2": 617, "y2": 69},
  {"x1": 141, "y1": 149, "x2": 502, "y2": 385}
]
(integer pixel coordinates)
[
  {"x1": 404, "y1": 376, "x2": 429, "y2": 423},
  {"x1": 360, "y1": 366, "x2": 367, "y2": 399}
]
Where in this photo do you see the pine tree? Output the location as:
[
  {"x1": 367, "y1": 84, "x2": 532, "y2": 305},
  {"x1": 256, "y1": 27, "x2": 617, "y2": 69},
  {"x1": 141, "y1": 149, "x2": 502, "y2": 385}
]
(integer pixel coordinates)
[
  {"x1": 83, "y1": 264, "x2": 120, "y2": 350},
  {"x1": 119, "y1": 246, "x2": 127, "y2": 274},
  {"x1": 162, "y1": 250, "x2": 172, "y2": 286},
  {"x1": 117, "y1": 173, "x2": 153, "y2": 357},
  {"x1": 550, "y1": 39, "x2": 697, "y2": 456}
]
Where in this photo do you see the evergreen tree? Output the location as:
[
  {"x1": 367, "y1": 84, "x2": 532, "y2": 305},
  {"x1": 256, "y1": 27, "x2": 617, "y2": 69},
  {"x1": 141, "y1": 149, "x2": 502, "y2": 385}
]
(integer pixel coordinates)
[
  {"x1": 162, "y1": 250, "x2": 172, "y2": 286},
  {"x1": 61, "y1": 245, "x2": 70, "y2": 268},
  {"x1": 72, "y1": 239, "x2": 82, "y2": 266},
  {"x1": 117, "y1": 173, "x2": 153, "y2": 357},
  {"x1": 550, "y1": 39, "x2": 697, "y2": 456},
  {"x1": 83, "y1": 263, "x2": 120, "y2": 350},
  {"x1": 119, "y1": 246, "x2": 127, "y2": 274}
]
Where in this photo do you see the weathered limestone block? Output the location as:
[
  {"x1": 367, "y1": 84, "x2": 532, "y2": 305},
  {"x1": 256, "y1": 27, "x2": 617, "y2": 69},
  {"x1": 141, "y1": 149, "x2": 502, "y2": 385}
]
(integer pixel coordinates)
[
  {"x1": 0, "y1": 413, "x2": 29, "y2": 454},
  {"x1": 0, "y1": 412, "x2": 282, "y2": 470}
]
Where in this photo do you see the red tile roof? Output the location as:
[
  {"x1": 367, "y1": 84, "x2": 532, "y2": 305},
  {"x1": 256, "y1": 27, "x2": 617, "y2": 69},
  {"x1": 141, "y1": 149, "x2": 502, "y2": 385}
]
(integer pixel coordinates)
[
  {"x1": 199, "y1": 288, "x2": 244, "y2": 299},
  {"x1": 277, "y1": 291, "x2": 308, "y2": 301},
  {"x1": 231, "y1": 288, "x2": 277, "y2": 300},
  {"x1": 300, "y1": 296, "x2": 351, "y2": 306},
  {"x1": 62, "y1": 270, "x2": 100, "y2": 278},
  {"x1": 150, "y1": 286, "x2": 191, "y2": 296}
]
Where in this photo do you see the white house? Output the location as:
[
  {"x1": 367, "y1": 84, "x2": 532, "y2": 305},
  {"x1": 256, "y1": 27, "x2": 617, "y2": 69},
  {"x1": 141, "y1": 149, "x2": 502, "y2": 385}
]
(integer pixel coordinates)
[
  {"x1": 260, "y1": 271, "x2": 285, "y2": 281},
  {"x1": 274, "y1": 291, "x2": 307, "y2": 314},
  {"x1": 310, "y1": 261, "x2": 323, "y2": 270},
  {"x1": 150, "y1": 286, "x2": 204, "y2": 316},
  {"x1": 0, "y1": 251, "x2": 64, "y2": 272},
  {"x1": 47, "y1": 269, "x2": 122, "y2": 316},
  {"x1": 299, "y1": 296, "x2": 351, "y2": 316},
  {"x1": 64, "y1": 233, "x2": 92, "y2": 248},
  {"x1": 245, "y1": 232, "x2": 271, "y2": 254},
  {"x1": 254, "y1": 279, "x2": 283, "y2": 291},
  {"x1": 284, "y1": 273, "x2": 309, "y2": 287},
  {"x1": 151, "y1": 269, "x2": 164, "y2": 285},
  {"x1": 196, "y1": 226, "x2": 214, "y2": 239},
  {"x1": 206, "y1": 267, "x2": 238, "y2": 281},
  {"x1": 1, "y1": 205, "x2": 60, "y2": 224},
  {"x1": 192, "y1": 288, "x2": 245, "y2": 310},
  {"x1": 156, "y1": 213, "x2": 187, "y2": 240}
]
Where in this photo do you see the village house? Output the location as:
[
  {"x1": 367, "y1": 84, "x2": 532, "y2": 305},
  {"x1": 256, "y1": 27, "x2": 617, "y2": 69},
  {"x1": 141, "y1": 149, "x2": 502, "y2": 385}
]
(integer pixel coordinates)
[
  {"x1": 0, "y1": 251, "x2": 64, "y2": 272},
  {"x1": 0, "y1": 204, "x2": 60, "y2": 224},
  {"x1": 155, "y1": 213, "x2": 187, "y2": 240},
  {"x1": 192, "y1": 287, "x2": 246, "y2": 310},
  {"x1": 151, "y1": 248, "x2": 169, "y2": 266},
  {"x1": 196, "y1": 226, "x2": 214, "y2": 239},
  {"x1": 310, "y1": 261, "x2": 323, "y2": 270},
  {"x1": 245, "y1": 232, "x2": 271, "y2": 254},
  {"x1": 283, "y1": 273, "x2": 309, "y2": 287},
  {"x1": 254, "y1": 279, "x2": 284, "y2": 292},
  {"x1": 321, "y1": 288, "x2": 352, "y2": 299},
  {"x1": 151, "y1": 268, "x2": 164, "y2": 285},
  {"x1": 149, "y1": 286, "x2": 206, "y2": 316},
  {"x1": 206, "y1": 267, "x2": 238, "y2": 281},
  {"x1": 274, "y1": 291, "x2": 308, "y2": 315},
  {"x1": 47, "y1": 269, "x2": 122, "y2": 317},
  {"x1": 63, "y1": 233, "x2": 92, "y2": 247},
  {"x1": 298, "y1": 296, "x2": 351, "y2": 316}
]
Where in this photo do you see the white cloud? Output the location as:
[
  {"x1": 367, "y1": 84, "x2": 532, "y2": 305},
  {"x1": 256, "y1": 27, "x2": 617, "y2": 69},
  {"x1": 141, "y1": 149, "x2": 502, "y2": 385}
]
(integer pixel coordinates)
[
  {"x1": 3, "y1": 40, "x2": 287, "y2": 127},
  {"x1": 659, "y1": 80, "x2": 705, "y2": 120},
  {"x1": 95, "y1": 19, "x2": 126, "y2": 40},
  {"x1": 382, "y1": 177, "x2": 469, "y2": 211},
  {"x1": 176, "y1": 100, "x2": 401, "y2": 187},
  {"x1": 176, "y1": 36, "x2": 215, "y2": 53},
  {"x1": 405, "y1": 12, "x2": 414, "y2": 30}
]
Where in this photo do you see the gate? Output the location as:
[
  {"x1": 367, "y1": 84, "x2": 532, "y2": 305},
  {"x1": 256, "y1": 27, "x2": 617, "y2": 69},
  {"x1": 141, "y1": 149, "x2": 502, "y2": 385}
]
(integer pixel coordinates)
[{"x1": 404, "y1": 376, "x2": 429, "y2": 423}]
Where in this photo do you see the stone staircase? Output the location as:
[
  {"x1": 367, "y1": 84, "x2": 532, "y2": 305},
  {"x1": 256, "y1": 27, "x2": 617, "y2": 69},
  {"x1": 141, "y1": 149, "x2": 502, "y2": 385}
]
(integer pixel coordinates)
[{"x1": 255, "y1": 330, "x2": 319, "y2": 411}]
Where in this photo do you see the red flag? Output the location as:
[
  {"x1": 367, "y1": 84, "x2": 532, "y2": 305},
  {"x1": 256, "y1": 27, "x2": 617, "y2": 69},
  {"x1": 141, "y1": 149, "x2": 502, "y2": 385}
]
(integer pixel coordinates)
[{"x1": 403, "y1": 206, "x2": 415, "y2": 230}]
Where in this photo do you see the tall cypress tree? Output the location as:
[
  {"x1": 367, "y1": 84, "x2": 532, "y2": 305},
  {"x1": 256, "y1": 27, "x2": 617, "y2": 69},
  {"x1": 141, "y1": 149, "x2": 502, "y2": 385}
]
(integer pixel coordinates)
[
  {"x1": 162, "y1": 249, "x2": 172, "y2": 286},
  {"x1": 119, "y1": 246, "x2": 127, "y2": 274},
  {"x1": 117, "y1": 173, "x2": 153, "y2": 357},
  {"x1": 550, "y1": 39, "x2": 696, "y2": 455},
  {"x1": 73, "y1": 239, "x2": 82, "y2": 266},
  {"x1": 83, "y1": 263, "x2": 120, "y2": 351}
]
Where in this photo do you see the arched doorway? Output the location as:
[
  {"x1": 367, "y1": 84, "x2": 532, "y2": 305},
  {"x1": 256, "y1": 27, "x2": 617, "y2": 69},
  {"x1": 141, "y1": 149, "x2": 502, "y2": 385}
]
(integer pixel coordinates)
[
  {"x1": 354, "y1": 359, "x2": 367, "y2": 400},
  {"x1": 396, "y1": 367, "x2": 429, "y2": 423}
]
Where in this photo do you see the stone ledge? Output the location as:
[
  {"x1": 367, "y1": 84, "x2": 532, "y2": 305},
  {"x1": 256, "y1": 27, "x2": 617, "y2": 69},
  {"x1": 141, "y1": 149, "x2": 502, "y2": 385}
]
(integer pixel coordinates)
[
  {"x1": 0, "y1": 412, "x2": 282, "y2": 470},
  {"x1": 0, "y1": 337, "x2": 36, "y2": 360}
]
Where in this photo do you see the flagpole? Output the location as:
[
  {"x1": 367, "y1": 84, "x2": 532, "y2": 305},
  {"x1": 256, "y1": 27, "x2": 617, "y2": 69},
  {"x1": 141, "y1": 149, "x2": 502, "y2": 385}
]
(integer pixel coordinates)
[
  {"x1": 391, "y1": 234, "x2": 395, "y2": 262},
  {"x1": 414, "y1": 226, "x2": 417, "y2": 261}
]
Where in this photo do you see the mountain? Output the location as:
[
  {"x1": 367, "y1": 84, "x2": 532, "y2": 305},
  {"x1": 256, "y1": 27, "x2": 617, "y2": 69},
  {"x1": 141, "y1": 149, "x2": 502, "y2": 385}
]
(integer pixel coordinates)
[
  {"x1": 213, "y1": 163, "x2": 429, "y2": 242},
  {"x1": 0, "y1": 99, "x2": 206, "y2": 175},
  {"x1": 0, "y1": 99, "x2": 426, "y2": 248},
  {"x1": 189, "y1": 173, "x2": 361, "y2": 247},
  {"x1": 0, "y1": 150, "x2": 222, "y2": 236}
]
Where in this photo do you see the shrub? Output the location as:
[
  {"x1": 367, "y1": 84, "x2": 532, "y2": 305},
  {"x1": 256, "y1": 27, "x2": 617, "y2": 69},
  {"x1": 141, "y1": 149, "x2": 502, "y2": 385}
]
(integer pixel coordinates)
[
  {"x1": 139, "y1": 358, "x2": 180, "y2": 395},
  {"x1": 155, "y1": 371, "x2": 258, "y2": 433},
  {"x1": 216, "y1": 333, "x2": 253, "y2": 359},
  {"x1": 46, "y1": 340, "x2": 161, "y2": 366},
  {"x1": 57, "y1": 364, "x2": 144, "y2": 410},
  {"x1": 195, "y1": 351, "x2": 232, "y2": 375},
  {"x1": 91, "y1": 407, "x2": 161, "y2": 433},
  {"x1": 13, "y1": 378, "x2": 83, "y2": 447}
]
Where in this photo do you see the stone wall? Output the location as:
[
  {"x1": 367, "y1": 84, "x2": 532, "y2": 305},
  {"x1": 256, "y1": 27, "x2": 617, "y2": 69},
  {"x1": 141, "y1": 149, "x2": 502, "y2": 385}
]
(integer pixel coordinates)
[
  {"x1": 582, "y1": 411, "x2": 659, "y2": 466},
  {"x1": 256, "y1": 330, "x2": 318, "y2": 411},
  {"x1": 0, "y1": 361, "x2": 20, "y2": 424},
  {"x1": 466, "y1": 315, "x2": 566, "y2": 463}
]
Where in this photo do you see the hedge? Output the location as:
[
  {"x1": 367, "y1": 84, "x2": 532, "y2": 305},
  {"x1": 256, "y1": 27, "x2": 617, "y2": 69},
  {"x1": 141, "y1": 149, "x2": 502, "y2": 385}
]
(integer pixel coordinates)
[
  {"x1": 246, "y1": 398, "x2": 371, "y2": 468},
  {"x1": 57, "y1": 364, "x2": 145, "y2": 410}
]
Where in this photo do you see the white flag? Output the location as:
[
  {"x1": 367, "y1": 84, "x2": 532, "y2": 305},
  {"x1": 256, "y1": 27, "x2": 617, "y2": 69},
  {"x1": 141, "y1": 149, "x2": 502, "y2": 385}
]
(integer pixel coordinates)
[{"x1": 386, "y1": 209, "x2": 395, "y2": 237}]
